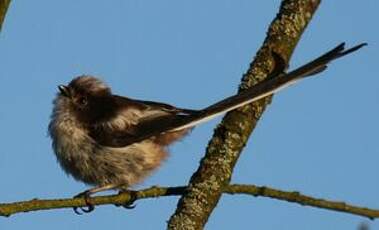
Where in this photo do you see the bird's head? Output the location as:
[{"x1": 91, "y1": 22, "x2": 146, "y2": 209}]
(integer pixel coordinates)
[{"x1": 55, "y1": 75, "x2": 114, "y2": 123}]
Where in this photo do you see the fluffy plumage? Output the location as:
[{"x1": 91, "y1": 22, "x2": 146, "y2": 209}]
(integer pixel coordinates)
[{"x1": 49, "y1": 76, "x2": 190, "y2": 189}]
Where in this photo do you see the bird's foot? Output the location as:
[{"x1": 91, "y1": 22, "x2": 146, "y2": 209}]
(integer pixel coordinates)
[
  {"x1": 115, "y1": 190, "x2": 137, "y2": 209},
  {"x1": 73, "y1": 190, "x2": 95, "y2": 215}
]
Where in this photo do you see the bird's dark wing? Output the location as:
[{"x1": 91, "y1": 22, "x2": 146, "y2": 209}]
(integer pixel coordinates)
[
  {"x1": 88, "y1": 96, "x2": 200, "y2": 147},
  {"x1": 132, "y1": 99, "x2": 199, "y2": 115}
]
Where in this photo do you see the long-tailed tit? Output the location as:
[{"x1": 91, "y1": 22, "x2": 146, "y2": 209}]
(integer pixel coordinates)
[{"x1": 49, "y1": 43, "x2": 365, "y2": 213}]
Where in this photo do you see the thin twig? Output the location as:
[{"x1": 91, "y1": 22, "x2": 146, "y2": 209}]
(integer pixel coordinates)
[
  {"x1": 0, "y1": 0, "x2": 11, "y2": 32},
  {"x1": 0, "y1": 184, "x2": 378, "y2": 219}
]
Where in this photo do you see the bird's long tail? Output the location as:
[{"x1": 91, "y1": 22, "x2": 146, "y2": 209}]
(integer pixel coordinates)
[{"x1": 169, "y1": 42, "x2": 366, "y2": 131}]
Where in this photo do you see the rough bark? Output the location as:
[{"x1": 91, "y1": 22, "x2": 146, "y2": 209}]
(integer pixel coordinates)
[{"x1": 167, "y1": 1, "x2": 322, "y2": 229}]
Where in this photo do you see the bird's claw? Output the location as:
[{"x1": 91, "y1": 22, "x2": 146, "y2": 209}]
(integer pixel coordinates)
[
  {"x1": 121, "y1": 203, "x2": 136, "y2": 209},
  {"x1": 73, "y1": 191, "x2": 95, "y2": 215},
  {"x1": 115, "y1": 190, "x2": 137, "y2": 209}
]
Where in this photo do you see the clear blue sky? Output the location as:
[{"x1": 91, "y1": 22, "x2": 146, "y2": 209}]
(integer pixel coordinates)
[{"x1": 0, "y1": 1, "x2": 378, "y2": 229}]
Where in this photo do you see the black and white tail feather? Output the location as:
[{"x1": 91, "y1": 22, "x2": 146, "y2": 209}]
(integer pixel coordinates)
[
  {"x1": 126, "y1": 43, "x2": 366, "y2": 144},
  {"x1": 172, "y1": 42, "x2": 367, "y2": 130}
]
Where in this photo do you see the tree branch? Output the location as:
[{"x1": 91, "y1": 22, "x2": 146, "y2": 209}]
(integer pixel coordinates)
[
  {"x1": 167, "y1": 0, "x2": 322, "y2": 229},
  {"x1": 0, "y1": 0, "x2": 11, "y2": 32},
  {"x1": 1, "y1": 184, "x2": 378, "y2": 220}
]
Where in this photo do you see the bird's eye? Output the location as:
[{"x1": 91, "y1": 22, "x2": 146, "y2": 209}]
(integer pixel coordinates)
[{"x1": 78, "y1": 97, "x2": 88, "y2": 106}]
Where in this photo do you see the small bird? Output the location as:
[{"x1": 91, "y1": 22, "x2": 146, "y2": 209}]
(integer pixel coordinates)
[{"x1": 49, "y1": 43, "x2": 365, "y2": 213}]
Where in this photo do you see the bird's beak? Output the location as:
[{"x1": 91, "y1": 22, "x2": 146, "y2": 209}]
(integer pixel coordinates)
[{"x1": 58, "y1": 85, "x2": 71, "y2": 98}]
